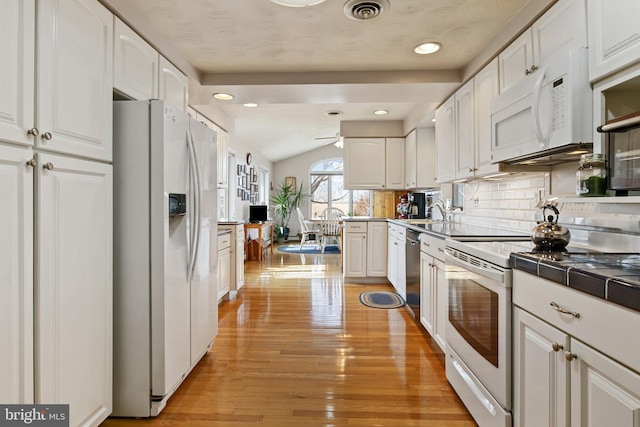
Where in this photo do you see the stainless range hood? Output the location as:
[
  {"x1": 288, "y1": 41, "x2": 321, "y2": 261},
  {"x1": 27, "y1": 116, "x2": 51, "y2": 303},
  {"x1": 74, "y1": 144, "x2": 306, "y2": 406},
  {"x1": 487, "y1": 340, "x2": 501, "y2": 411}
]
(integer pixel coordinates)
[{"x1": 497, "y1": 142, "x2": 593, "y2": 166}]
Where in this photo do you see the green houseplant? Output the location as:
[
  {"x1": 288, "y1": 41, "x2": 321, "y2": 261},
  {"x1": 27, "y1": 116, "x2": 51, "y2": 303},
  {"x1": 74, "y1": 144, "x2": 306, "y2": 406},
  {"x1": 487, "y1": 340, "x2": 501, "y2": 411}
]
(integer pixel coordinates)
[{"x1": 271, "y1": 179, "x2": 308, "y2": 242}]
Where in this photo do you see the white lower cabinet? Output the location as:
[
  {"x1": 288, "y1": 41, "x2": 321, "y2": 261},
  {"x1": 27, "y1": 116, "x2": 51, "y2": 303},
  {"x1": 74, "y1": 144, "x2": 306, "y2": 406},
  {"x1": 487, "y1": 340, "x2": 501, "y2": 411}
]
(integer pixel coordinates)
[
  {"x1": 217, "y1": 232, "x2": 231, "y2": 302},
  {"x1": 419, "y1": 233, "x2": 446, "y2": 351},
  {"x1": 37, "y1": 152, "x2": 113, "y2": 426},
  {"x1": 218, "y1": 223, "x2": 245, "y2": 298},
  {"x1": 343, "y1": 221, "x2": 387, "y2": 280},
  {"x1": 513, "y1": 271, "x2": 640, "y2": 427},
  {"x1": 386, "y1": 223, "x2": 405, "y2": 298},
  {"x1": 0, "y1": 144, "x2": 34, "y2": 404}
]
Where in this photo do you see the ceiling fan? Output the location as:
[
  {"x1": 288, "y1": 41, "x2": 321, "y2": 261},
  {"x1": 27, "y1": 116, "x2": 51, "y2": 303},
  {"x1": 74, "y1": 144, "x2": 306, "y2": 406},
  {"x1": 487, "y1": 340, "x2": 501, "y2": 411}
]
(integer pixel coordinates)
[{"x1": 315, "y1": 132, "x2": 344, "y2": 148}]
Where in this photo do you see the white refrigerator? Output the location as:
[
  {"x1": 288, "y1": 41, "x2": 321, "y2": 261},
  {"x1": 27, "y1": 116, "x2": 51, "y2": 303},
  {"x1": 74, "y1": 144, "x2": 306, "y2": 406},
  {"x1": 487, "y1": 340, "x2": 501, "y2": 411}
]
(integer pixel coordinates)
[{"x1": 112, "y1": 100, "x2": 218, "y2": 417}]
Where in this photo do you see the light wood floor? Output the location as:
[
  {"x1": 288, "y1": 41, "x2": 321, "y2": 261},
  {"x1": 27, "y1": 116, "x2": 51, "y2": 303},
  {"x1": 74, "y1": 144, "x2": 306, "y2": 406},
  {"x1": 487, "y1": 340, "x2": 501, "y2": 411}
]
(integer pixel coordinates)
[{"x1": 102, "y1": 246, "x2": 476, "y2": 426}]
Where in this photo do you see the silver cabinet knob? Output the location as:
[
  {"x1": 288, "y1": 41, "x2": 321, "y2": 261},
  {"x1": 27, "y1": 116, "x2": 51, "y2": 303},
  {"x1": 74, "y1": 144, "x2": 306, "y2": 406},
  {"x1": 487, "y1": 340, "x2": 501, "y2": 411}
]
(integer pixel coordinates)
[
  {"x1": 26, "y1": 158, "x2": 37, "y2": 168},
  {"x1": 27, "y1": 128, "x2": 39, "y2": 137},
  {"x1": 565, "y1": 351, "x2": 577, "y2": 362},
  {"x1": 43, "y1": 162, "x2": 54, "y2": 170},
  {"x1": 552, "y1": 342, "x2": 564, "y2": 352},
  {"x1": 41, "y1": 132, "x2": 53, "y2": 141}
]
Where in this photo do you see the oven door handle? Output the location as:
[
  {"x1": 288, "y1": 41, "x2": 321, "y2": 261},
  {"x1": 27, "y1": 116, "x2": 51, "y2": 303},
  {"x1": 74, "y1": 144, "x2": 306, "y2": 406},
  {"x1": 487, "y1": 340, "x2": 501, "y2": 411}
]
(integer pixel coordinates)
[{"x1": 444, "y1": 248, "x2": 506, "y2": 284}]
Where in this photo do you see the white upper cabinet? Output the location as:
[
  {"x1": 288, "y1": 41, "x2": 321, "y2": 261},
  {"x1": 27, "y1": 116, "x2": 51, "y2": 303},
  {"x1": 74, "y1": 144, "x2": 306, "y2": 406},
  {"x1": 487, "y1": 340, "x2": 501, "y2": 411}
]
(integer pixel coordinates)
[
  {"x1": 415, "y1": 128, "x2": 436, "y2": 188},
  {"x1": 435, "y1": 96, "x2": 456, "y2": 183},
  {"x1": 454, "y1": 79, "x2": 475, "y2": 180},
  {"x1": 473, "y1": 58, "x2": 501, "y2": 177},
  {"x1": 114, "y1": 17, "x2": 159, "y2": 101},
  {"x1": 344, "y1": 138, "x2": 386, "y2": 189},
  {"x1": 36, "y1": 0, "x2": 113, "y2": 161},
  {"x1": 404, "y1": 129, "x2": 417, "y2": 188},
  {"x1": 385, "y1": 137, "x2": 405, "y2": 190},
  {"x1": 587, "y1": 0, "x2": 640, "y2": 82},
  {"x1": 499, "y1": 0, "x2": 587, "y2": 93},
  {"x1": 0, "y1": 144, "x2": 34, "y2": 404},
  {"x1": 216, "y1": 130, "x2": 228, "y2": 188},
  {"x1": 0, "y1": 0, "x2": 35, "y2": 148},
  {"x1": 159, "y1": 56, "x2": 189, "y2": 112}
]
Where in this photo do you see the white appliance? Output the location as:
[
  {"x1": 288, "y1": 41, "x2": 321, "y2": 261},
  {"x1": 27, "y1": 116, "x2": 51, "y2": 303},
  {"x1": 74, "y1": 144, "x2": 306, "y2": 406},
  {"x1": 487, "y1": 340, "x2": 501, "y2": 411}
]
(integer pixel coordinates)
[
  {"x1": 490, "y1": 47, "x2": 592, "y2": 164},
  {"x1": 444, "y1": 240, "x2": 534, "y2": 427},
  {"x1": 112, "y1": 100, "x2": 218, "y2": 417}
]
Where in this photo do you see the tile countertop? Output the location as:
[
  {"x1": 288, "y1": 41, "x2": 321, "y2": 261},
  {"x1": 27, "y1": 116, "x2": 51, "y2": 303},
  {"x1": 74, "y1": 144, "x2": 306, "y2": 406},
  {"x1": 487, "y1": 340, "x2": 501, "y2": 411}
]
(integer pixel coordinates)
[{"x1": 510, "y1": 251, "x2": 640, "y2": 313}]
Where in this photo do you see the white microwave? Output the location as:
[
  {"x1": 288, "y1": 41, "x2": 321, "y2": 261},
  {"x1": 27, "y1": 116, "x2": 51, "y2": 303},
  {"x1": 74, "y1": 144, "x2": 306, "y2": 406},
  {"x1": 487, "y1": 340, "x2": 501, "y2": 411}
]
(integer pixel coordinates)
[{"x1": 490, "y1": 47, "x2": 592, "y2": 164}]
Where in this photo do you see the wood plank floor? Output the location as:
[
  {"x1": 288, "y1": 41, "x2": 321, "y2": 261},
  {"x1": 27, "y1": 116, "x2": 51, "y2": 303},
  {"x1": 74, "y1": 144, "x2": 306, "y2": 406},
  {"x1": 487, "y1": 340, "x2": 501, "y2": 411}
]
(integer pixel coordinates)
[{"x1": 102, "y1": 246, "x2": 476, "y2": 426}]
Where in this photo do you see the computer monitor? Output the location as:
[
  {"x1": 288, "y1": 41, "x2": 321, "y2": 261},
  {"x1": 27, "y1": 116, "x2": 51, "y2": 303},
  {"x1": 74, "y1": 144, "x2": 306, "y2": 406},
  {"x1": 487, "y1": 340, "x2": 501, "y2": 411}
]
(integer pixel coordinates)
[{"x1": 249, "y1": 205, "x2": 268, "y2": 223}]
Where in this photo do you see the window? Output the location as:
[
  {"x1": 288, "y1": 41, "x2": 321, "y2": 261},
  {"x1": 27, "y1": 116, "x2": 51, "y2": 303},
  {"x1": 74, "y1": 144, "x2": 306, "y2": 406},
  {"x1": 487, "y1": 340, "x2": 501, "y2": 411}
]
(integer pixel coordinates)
[
  {"x1": 309, "y1": 159, "x2": 370, "y2": 217},
  {"x1": 259, "y1": 167, "x2": 269, "y2": 206}
]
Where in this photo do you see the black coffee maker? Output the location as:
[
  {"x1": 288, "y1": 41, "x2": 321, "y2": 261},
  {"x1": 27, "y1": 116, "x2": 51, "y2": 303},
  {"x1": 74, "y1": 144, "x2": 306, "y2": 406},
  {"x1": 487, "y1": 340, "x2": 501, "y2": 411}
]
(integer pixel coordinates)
[{"x1": 408, "y1": 192, "x2": 426, "y2": 219}]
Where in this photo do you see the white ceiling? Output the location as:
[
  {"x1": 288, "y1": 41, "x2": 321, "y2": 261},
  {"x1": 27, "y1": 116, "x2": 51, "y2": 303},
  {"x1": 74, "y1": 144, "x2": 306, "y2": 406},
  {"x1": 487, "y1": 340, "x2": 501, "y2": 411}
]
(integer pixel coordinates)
[{"x1": 104, "y1": 0, "x2": 555, "y2": 162}]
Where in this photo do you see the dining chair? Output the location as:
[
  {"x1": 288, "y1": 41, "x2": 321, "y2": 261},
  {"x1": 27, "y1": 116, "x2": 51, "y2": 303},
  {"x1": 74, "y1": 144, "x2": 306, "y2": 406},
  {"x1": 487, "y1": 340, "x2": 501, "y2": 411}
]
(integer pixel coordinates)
[
  {"x1": 319, "y1": 207, "x2": 344, "y2": 253},
  {"x1": 296, "y1": 207, "x2": 321, "y2": 249}
]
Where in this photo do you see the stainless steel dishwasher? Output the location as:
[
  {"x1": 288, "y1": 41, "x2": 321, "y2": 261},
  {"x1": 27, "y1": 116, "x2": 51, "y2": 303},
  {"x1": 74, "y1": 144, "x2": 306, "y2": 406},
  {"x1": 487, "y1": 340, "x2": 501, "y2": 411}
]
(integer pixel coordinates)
[{"x1": 405, "y1": 228, "x2": 421, "y2": 319}]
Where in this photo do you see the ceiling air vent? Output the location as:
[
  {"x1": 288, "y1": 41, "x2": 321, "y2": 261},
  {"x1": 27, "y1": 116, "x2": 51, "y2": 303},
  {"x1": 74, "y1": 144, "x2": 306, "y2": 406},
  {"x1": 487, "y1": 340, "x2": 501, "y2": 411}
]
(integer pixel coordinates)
[{"x1": 343, "y1": 0, "x2": 389, "y2": 21}]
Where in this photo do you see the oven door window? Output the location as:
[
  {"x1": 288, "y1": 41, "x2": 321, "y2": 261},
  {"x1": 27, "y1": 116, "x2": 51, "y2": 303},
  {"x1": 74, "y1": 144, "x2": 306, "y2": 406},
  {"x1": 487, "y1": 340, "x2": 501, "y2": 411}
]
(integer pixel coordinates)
[{"x1": 449, "y1": 275, "x2": 499, "y2": 367}]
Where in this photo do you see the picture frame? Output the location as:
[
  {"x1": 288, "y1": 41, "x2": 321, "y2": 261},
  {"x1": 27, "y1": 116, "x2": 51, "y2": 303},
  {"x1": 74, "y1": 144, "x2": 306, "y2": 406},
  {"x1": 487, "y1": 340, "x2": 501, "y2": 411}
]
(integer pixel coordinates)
[
  {"x1": 285, "y1": 176, "x2": 296, "y2": 192},
  {"x1": 237, "y1": 164, "x2": 243, "y2": 175},
  {"x1": 237, "y1": 188, "x2": 242, "y2": 197}
]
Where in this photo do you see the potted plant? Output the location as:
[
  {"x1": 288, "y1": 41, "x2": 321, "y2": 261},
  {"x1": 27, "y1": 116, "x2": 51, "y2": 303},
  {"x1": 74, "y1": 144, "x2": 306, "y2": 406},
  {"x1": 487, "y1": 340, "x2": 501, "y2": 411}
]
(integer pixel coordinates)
[{"x1": 271, "y1": 179, "x2": 308, "y2": 242}]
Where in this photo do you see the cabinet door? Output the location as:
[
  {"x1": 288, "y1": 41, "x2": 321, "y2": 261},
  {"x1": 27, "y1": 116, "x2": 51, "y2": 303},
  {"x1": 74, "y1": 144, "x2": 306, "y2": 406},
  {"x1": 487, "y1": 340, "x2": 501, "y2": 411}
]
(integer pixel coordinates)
[
  {"x1": 435, "y1": 96, "x2": 456, "y2": 183},
  {"x1": 217, "y1": 247, "x2": 231, "y2": 301},
  {"x1": 344, "y1": 138, "x2": 386, "y2": 189},
  {"x1": 159, "y1": 56, "x2": 189, "y2": 112},
  {"x1": 571, "y1": 339, "x2": 640, "y2": 427},
  {"x1": 415, "y1": 128, "x2": 436, "y2": 188},
  {"x1": 531, "y1": 0, "x2": 587, "y2": 69},
  {"x1": 0, "y1": 144, "x2": 34, "y2": 404},
  {"x1": 499, "y1": 30, "x2": 533, "y2": 93},
  {"x1": 36, "y1": 0, "x2": 113, "y2": 161},
  {"x1": 419, "y1": 253, "x2": 434, "y2": 335},
  {"x1": 37, "y1": 153, "x2": 112, "y2": 426},
  {"x1": 587, "y1": 0, "x2": 640, "y2": 81},
  {"x1": 433, "y1": 259, "x2": 447, "y2": 352},
  {"x1": 0, "y1": 0, "x2": 34, "y2": 147},
  {"x1": 385, "y1": 137, "x2": 405, "y2": 189},
  {"x1": 235, "y1": 227, "x2": 245, "y2": 290},
  {"x1": 366, "y1": 221, "x2": 387, "y2": 277},
  {"x1": 114, "y1": 17, "x2": 159, "y2": 100},
  {"x1": 513, "y1": 307, "x2": 570, "y2": 427},
  {"x1": 473, "y1": 58, "x2": 501, "y2": 177},
  {"x1": 217, "y1": 130, "x2": 228, "y2": 188},
  {"x1": 404, "y1": 130, "x2": 417, "y2": 188},
  {"x1": 454, "y1": 80, "x2": 475, "y2": 180},
  {"x1": 344, "y1": 232, "x2": 367, "y2": 277},
  {"x1": 386, "y1": 233, "x2": 398, "y2": 286}
]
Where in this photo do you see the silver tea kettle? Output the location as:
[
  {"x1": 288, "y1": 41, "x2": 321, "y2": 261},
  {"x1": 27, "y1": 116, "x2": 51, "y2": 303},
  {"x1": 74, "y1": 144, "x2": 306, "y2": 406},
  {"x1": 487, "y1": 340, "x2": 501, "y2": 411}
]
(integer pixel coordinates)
[{"x1": 531, "y1": 204, "x2": 571, "y2": 250}]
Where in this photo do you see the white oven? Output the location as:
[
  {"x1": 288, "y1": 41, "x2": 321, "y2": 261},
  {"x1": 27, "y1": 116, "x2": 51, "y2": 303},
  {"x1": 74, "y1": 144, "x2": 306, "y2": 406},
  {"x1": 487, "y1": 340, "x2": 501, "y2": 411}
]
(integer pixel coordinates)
[{"x1": 443, "y1": 240, "x2": 533, "y2": 427}]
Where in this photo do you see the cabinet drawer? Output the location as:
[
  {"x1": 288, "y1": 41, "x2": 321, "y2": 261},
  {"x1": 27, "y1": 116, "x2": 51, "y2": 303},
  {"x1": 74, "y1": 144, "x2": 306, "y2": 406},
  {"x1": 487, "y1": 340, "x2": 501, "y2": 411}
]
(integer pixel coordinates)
[
  {"x1": 345, "y1": 222, "x2": 367, "y2": 233},
  {"x1": 420, "y1": 233, "x2": 445, "y2": 261},
  {"x1": 513, "y1": 270, "x2": 640, "y2": 373},
  {"x1": 218, "y1": 233, "x2": 231, "y2": 250}
]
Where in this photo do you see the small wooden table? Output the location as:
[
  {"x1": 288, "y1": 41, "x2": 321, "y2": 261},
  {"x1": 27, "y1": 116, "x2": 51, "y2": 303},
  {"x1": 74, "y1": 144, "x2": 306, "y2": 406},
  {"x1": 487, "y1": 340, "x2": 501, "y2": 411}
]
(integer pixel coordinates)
[{"x1": 244, "y1": 221, "x2": 274, "y2": 262}]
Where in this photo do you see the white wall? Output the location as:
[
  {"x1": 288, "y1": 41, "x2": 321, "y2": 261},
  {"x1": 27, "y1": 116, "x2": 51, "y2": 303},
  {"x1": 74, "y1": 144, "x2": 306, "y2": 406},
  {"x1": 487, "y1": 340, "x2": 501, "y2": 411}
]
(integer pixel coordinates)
[{"x1": 272, "y1": 143, "x2": 344, "y2": 237}]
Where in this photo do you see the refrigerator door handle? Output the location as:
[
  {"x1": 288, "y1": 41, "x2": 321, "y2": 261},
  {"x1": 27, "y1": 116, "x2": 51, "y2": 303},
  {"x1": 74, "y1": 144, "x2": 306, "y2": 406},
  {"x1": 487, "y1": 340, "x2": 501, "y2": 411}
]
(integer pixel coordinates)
[
  {"x1": 187, "y1": 129, "x2": 202, "y2": 282},
  {"x1": 187, "y1": 130, "x2": 197, "y2": 283}
]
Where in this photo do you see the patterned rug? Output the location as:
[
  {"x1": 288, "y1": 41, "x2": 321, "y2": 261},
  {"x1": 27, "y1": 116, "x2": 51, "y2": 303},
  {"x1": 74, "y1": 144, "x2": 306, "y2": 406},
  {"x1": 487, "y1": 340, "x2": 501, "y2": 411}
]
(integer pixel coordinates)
[
  {"x1": 359, "y1": 291, "x2": 406, "y2": 309},
  {"x1": 277, "y1": 244, "x2": 340, "y2": 254}
]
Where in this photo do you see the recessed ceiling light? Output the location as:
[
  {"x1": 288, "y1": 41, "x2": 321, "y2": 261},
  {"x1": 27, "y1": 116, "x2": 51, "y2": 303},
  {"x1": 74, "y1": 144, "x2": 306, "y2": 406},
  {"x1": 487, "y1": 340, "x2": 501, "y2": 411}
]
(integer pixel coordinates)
[
  {"x1": 373, "y1": 110, "x2": 389, "y2": 115},
  {"x1": 243, "y1": 103, "x2": 258, "y2": 108},
  {"x1": 270, "y1": 0, "x2": 326, "y2": 7},
  {"x1": 414, "y1": 42, "x2": 442, "y2": 55},
  {"x1": 325, "y1": 110, "x2": 343, "y2": 116},
  {"x1": 212, "y1": 93, "x2": 234, "y2": 100}
]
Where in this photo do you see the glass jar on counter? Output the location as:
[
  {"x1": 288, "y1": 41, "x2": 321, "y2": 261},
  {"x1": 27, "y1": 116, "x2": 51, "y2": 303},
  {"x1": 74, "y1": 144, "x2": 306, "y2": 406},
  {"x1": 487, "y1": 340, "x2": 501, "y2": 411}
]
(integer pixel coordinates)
[{"x1": 576, "y1": 153, "x2": 606, "y2": 196}]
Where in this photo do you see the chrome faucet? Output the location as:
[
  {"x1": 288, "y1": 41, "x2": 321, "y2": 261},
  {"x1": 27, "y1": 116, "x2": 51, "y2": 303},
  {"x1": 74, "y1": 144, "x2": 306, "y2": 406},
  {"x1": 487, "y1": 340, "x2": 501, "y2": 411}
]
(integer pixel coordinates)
[{"x1": 429, "y1": 200, "x2": 448, "y2": 221}]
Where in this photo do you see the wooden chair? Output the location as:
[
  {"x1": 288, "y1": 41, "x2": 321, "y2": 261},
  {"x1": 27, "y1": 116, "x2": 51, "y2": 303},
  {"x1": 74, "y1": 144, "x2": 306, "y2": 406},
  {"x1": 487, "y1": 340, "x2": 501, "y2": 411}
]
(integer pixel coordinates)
[
  {"x1": 296, "y1": 207, "x2": 321, "y2": 249},
  {"x1": 319, "y1": 207, "x2": 344, "y2": 253}
]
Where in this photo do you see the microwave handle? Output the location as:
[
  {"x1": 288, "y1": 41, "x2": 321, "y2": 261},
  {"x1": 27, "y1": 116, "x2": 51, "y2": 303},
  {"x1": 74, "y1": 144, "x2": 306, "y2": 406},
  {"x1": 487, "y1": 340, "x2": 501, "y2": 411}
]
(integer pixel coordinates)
[{"x1": 531, "y1": 66, "x2": 547, "y2": 147}]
